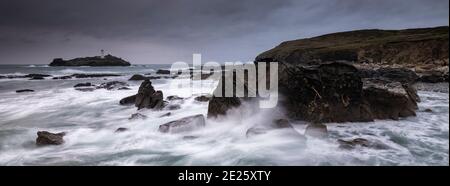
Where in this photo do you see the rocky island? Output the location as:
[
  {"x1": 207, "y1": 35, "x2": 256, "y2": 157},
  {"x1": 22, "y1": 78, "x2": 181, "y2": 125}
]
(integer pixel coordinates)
[{"x1": 49, "y1": 54, "x2": 131, "y2": 66}]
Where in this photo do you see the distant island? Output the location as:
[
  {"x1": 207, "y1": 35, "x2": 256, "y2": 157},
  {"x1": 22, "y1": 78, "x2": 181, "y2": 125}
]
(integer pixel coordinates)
[{"x1": 49, "y1": 54, "x2": 131, "y2": 66}]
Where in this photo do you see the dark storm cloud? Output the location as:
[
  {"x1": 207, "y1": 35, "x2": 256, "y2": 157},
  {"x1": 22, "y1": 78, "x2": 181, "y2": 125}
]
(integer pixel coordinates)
[{"x1": 0, "y1": 0, "x2": 448, "y2": 64}]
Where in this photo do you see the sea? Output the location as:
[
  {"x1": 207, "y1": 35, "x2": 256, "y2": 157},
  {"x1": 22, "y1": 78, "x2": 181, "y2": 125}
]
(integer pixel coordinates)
[{"x1": 0, "y1": 64, "x2": 448, "y2": 165}]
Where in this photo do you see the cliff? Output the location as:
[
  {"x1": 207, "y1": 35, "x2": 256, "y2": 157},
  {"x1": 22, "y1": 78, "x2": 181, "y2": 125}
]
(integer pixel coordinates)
[{"x1": 255, "y1": 26, "x2": 449, "y2": 67}]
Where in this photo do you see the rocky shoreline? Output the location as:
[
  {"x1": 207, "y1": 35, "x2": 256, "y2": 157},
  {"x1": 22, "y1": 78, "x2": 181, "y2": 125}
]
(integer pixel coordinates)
[{"x1": 32, "y1": 26, "x2": 449, "y2": 148}]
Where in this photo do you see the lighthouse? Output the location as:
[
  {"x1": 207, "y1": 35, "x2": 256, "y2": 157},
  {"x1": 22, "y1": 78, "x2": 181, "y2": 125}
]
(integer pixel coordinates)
[{"x1": 100, "y1": 49, "x2": 105, "y2": 58}]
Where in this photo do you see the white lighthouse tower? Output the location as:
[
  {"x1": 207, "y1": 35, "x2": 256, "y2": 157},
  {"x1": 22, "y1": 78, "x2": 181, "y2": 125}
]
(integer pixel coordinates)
[{"x1": 100, "y1": 49, "x2": 105, "y2": 58}]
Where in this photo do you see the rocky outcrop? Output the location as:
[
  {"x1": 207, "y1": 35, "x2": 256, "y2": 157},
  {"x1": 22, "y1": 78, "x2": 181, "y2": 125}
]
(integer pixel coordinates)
[
  {"x1": 49, "y1": 54, "x2": 131, "y2": 66},
  {"x1": 36, "y1": 131, "x2": 66, "y2": 146},
  {"x1": 158, "y1": 114, "x2": 206, "y2": 133},
  {"x1": 255, "y1": 27, "x2": 448, "y2": 68},
  {"x1": 119, "y1": 80, "x2": 165, "y2": 110}
]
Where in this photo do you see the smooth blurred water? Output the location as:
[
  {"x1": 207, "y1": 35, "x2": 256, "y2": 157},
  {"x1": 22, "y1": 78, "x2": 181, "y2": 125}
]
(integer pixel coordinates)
[{"x1": 0, "y1": 65, "x2": 448, "y2": 165}]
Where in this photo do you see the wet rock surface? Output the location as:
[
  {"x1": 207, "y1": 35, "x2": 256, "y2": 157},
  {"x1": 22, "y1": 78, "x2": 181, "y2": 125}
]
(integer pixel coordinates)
[
  {"x1": 158, "y1": 114, "x2": 206, "y2": 133},
  {"x1": 36, "y1": 131, "x2": 66, "y2": 146},
  {"x1": 304, "y1": 123, "x2": 328, "y2": 138}
]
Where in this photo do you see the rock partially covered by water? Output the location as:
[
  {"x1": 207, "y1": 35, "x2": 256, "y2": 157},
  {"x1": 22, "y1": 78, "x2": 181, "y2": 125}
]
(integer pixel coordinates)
[
  {"x1": 128, "y1": 113, "x2": 147, "y2": 120},
  {"x1": 195, "y1": 95, "x2": 211, "y2": 102},
  {"x1": 277, "y1": 62, "x2": 419, "y2": 122},
  {"x1": 337, "y1": 138, "x2": 389, "y2": 150},
  {"x1": 74, "y1": 82, "x2": 93, "y2": 88},
  {"x1": 120, "y1": 79, "x2": 165, "y2": 110},
  {"x1": 158, "y1": 114, "x2": 206, "y2": 133},
  {"x1": 304, "y1": 123, "x2": 328, "y2": 138},
  {"x1": 36, "y1": 131, "x2": 66, "y2": 146},
  {"x1": 49, "y1": 55, "x2": 131, "y2": 66},
  {"x1": 363, "y1": 80, "x2": 418, "y2": 120},
  {"x1": 97, "y1": 81, "x2": 129, "y2": 90},
  {"x1": 156, "y1": 69, "x2": 171, "y2": 75},
  {"x1": 119, "y1": 95, "x2": 137, "y2": 105}
]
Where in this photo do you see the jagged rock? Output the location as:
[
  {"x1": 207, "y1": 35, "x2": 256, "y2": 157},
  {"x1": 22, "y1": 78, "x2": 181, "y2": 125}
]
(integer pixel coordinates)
[
  {"x1": 119, "y1": 95, "x2": 137, "y2": 105},
  {"x1": 158, "y1": 114, "x2": 206, "y2": 133},
  {"x1": 36, "y1": 131, "x2": 66, "y2": 146},
  {"x1": 362, "y1": 80, "x2": 418, "y2": 120},
  {"x1": 16, "y1": 89, "x2": 34, "y2": 93},
  {"x1": 194, "y1": 95, "x2": 211, "y2": 102},
  {"x1": 115, "y1": 128, "x2": 129, "y2": 133},
  {"x1": 49, "y1": 55, "x2": 131, "y2": 66},
  {"x1": 135, "y1": 80, "x2": 165, "y2": 110},
  {"x1": 129, "y1": 74, "x2": 149, "y2": 81},
  {"x1": 156, "y1": 69, "x2": 171, "y2": 75},
  {"x1": 304, "y1": 123, "x2": 328, "y2": 138},
  {"x1": 337, "y1": 138, "x2": 389, "y2": 150},
  {"x1": 128, "y1": 113, "x2": 147, "y2": 120}
]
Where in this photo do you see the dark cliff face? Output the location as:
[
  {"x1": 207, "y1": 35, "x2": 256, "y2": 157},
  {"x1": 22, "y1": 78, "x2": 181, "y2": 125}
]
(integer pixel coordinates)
[
  {"x1": 255, "y1": 26, "x2": 449, "y2": 67},
  {"x1": 49, "y1": 54, "x2": 131, "y2": 66}
]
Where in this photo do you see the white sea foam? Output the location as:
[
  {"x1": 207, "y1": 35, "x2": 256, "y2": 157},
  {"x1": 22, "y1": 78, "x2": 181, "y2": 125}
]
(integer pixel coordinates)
[{"x1": 0, "y1": 76, "x2": 448, "y2": 165}]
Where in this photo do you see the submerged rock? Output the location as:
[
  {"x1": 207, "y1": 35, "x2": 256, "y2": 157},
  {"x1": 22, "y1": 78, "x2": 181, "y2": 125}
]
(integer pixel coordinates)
[
  {"x1": 36, "y1": 131, "x2": 66, "y2": 146},
  {"x1": 337, "y1": 138, "x2": 389, "y2": 150},
  {"x1": 167, "y1": 95, "x2": 184, "y2": 101},
  {"x1": 119, "y1": 95, "x2": 137, "y2": 105},
  {"x1": 115, "y1": 128, "x2": 129, "y2": 133},
  {"x1": 156, "y1": 69, "x2": 171, "y2": 75},
  {"x1": 74, "y1": 82, "x2": 93, "y2": 88},
  {"x1": 304, "y1": 123, "x2": 328, "y2": 138},
  {"x1": 158, "y1": 114, "x2": 206, "y2": 133},
  {"x1": 194, "y1": 95, "x2": 211, "y2": 102},
  {"x1": 129, "y1": 113, "x2": 147, "y2": 120},
  {"x1": 52, "y1": 75, "x2": 72, "y2": 80},
  {"x1": 166, "y1": 104, "x2": 181, "y2": 110},
  {"x1": 97, "y1": 81, "x2": 129, "y2": 90},
  {"x1": 16, "y1": 89, "x2": 34, "y2": 93},
  {"x1": 50, "y1": 55, "x2": 131, "y2": 66}
]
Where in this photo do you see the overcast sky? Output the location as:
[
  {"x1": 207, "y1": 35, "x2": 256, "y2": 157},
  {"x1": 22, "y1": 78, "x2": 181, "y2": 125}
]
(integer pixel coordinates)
[{"x1": 0, "y1": 0, "x2": 448, "y2": 64}]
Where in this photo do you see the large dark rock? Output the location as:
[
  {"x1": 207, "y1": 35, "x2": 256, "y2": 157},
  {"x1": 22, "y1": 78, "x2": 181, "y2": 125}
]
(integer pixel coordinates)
[
  {"x1": 36, "y1": 131, "x2": 66, "y2": 146},
  {"x1": 362, "y1": 81, "x2": 418, "y2": 120},
  {"x1": 49, "y1": 55, "x2": 131, "y2": 66},
  {"x1": 119, "y1": 80, "x2": 165, "y2": 109},
  {"x1": 158, "y1": 114, "x2": 206, "y2": 133}
]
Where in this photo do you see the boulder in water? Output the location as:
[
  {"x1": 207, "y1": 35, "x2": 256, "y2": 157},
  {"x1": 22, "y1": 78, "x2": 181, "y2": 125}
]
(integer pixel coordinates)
[
  {"x1": 156, "y1": 69, "x2": 171, "y2": 75},
  {"x1": 120, "y1": 95, "x2": 137, "y2": 105},
  {"x1": 158, "y1": 114, "x2": 206, "y2": 133},
  {"x1": 135, "y1": 80, "x2": 165, "y2": 110},
  {"x1": 36, "y1": 131, "x2": 66, "y2": 146},
  {"x1": 304, "y1": 123, "x2": 328, "y2": 138}
]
